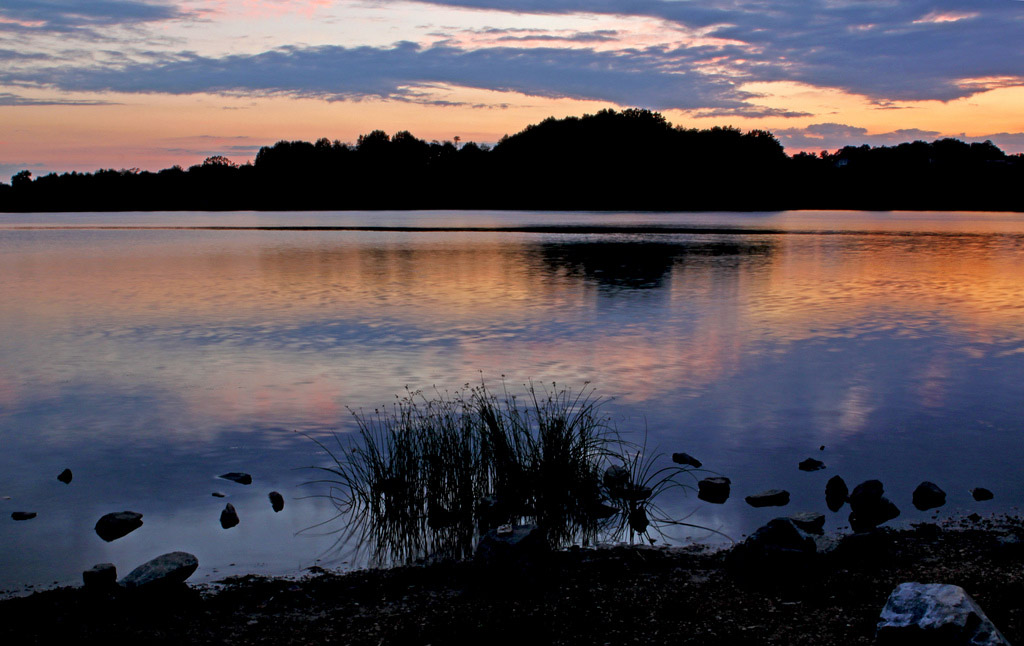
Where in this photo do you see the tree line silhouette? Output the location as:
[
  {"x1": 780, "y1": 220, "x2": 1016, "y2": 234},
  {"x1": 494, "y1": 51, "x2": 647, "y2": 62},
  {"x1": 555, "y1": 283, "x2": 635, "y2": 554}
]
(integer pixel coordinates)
[{"x1": 2, "y1": 108, "x2": 1022, "y2": 212}]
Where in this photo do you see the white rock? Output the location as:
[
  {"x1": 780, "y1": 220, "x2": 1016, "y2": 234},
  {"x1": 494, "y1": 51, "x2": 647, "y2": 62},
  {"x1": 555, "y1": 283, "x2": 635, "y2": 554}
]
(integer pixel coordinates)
[{"x1": 876, "y1": 582, "x2": 1009, "y2": 645}]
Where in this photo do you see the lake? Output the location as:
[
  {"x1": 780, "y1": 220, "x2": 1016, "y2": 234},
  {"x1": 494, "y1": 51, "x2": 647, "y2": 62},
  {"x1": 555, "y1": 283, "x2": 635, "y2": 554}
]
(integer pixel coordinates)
[{"x1": 2, "y1": 210, "x2": 1024, "y2": 593}]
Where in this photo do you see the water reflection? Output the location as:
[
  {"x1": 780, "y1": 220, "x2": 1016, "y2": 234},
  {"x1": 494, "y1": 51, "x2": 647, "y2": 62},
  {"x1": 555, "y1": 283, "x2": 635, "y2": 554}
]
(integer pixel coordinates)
[{"x1": 2, "y1": 213, "x2": 1024, "y2": 591}]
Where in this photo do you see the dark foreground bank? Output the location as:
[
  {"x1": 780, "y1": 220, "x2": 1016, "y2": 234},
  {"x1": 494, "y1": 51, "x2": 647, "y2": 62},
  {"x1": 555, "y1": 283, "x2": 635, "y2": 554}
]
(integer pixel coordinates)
[{"x1": 2, "y1": 513, "x2": 1022, "y2": 646}]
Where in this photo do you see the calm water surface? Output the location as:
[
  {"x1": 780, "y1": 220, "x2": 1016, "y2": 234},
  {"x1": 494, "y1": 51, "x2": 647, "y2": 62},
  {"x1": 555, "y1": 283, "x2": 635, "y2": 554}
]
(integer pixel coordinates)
[{"x1": 2, "y1": 210, "x2": 1024, "y2": 593}]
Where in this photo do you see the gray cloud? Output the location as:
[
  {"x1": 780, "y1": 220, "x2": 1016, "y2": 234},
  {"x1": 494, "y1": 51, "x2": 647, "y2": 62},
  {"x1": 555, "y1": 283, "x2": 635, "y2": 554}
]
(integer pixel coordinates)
[
  {"x1": 0, "y1": 1, "x2": 186, "y2": 32},
  {"x1": 775, "y1": 122, "x2": 1024, "y2": 154},
  {"x1": 408, "y1": 0, "x2": 1024, "y2": 101},
  {"x1": 0, "y1": 91, "x2": 114, "y2": 105},
  {"x1": 0, "y1": 41, "x2": 754, "y2": 110}
]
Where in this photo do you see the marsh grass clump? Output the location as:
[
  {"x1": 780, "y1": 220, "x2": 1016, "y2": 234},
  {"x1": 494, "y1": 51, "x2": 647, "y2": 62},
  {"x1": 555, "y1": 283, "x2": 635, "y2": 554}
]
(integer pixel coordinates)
[{"x1": 305, "y1": 381, "x2": 708, "y2": 565}]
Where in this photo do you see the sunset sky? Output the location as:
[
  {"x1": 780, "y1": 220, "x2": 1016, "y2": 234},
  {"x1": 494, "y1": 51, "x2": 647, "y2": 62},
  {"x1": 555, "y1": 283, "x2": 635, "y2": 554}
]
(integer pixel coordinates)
[{"x1": 2, "y1": 0, "x2": 1024, "y2": 181}]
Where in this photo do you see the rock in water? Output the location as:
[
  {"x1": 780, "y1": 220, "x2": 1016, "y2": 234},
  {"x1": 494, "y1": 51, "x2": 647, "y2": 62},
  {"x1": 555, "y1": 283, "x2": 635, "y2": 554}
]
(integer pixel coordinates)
[
  {"x1": 697, "y1": 477, "x2": 731, "y2": 504},
  {"x1": 82, "y1": 563, "x2": 117, "y2": 590},
  {"x1": 211, "y1": 492, "x2": 226, "y2": 498},
  {"x1": 825, "y1": 475, "x2": 849, "y2": 512},
  {"x1": 268, "y1": 491, "x2": 284, "y2": 512},
  {"x1": 671, "y1": 452, "x2": 702, "y2": 468},
  {"x1": 876, "y1": 582, "x2": 1010, "y2": 645},
  {"x1": 799, "y1": 458, "x2": 825, "y2": 472},
  {"x1": 94, "y1": 511, "x2": 143, "y2": 541},
  {"x1": 745, "y1": 489, "x2": 790, "y2": 508},
  {"x1": 850, "y1": 498, "x2": 900, "y2": 532},
  {"x1": 972, "y1": 488, "x2": 994, "y2": 501},
  {"x1": 120, "y1": 552, "x2": 198, "y2": 589},
  {"x1": 788, "y1": 511, "x2": 826, "y2": 535},
  {"x1": 220, "y1": 503, "x2": 239, "y2": 529},
  {"x1": 912, "y1": 481, "x2": 947, "y2": 511},
  {"x1": 57, "y1": 468, "x2": 73, "y2": 484},
  {"x1": 850, "y1": 479, "x2": 884, "y2": 508},
  {"x1": 11, "y1": 511, "x2": 36, "y2": 521},
  {"x1": 219, "y1": 472, "x2": 252, "y2": 485}
]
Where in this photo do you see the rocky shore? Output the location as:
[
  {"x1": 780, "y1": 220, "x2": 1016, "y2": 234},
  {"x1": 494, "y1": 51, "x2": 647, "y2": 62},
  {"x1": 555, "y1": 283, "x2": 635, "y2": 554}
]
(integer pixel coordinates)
[{"x1": 2, "y1": 512, "x2": 1022, "y2": 645}]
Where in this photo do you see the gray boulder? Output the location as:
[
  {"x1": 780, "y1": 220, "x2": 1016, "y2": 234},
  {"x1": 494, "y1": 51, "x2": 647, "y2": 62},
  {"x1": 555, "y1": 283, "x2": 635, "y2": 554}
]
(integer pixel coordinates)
[
  {"x1": 220, "y1": 503, "x2": 239, "y2": 529},
  {"x1": 972, "y1": 488, "x2": 994, "y2": 502},
  {"x1": 727, "y1": 518, "x2": 817, "y2": 575},
  {"x1": 219, "y1": 472, "x2": 252, "y2": 485},
  {"x1": 95, "y1": 511, "x2": 143, "y2": 541},
  {"x1": 876, "y1": 582, "x2": 1009, "y2": 645},
  {"x1": 697, "y1": 477, "x2": 731, "y2": 504},
  {"x1": 745, "y1": 489, "x2": 790, "y2": 508},
  {"x1": 269, "y1": 491, "x2": 285, "y2": 512},
  {"x1": 120, "y1": 552, "x2": 199, "y2": 589},
  {"x1": 83, "y1": 563, "x2": 117, "y2": 590},
  {"x1": 671, "y1": 452, "x2": 702, "y2": 468},
  {"x1": 799, "y1": 458, "x2": 825, "y2": 472},
  {"x1": 912, "y1": 481, "x2": 947, "y2": 511},
  {"x1": 825, "y1": 475, "x2": 849, "y2": 512},
  {"x1": 788, "y1": 511, "x2": 826, "y2": 535}
]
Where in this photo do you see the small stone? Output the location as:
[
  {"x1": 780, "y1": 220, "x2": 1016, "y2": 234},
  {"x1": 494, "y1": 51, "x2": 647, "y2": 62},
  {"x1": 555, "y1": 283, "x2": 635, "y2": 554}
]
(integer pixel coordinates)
[
  {"x1": 788, "y1": 511, "x2": 826, "y2": 534},
  {"x1": 82, "y1": 563, "x2": 117, "y2": 590},
  {"x1": 825, "y1": 475, "x2": 849, "y2": 512},
  {"x1": 212, "y1": 492, "x2": 226, "y2": 498},
  {"x1": 972, "y1": 487, "x2": 994, "y2": 501},
  {"x1": 269, "y1": 491, "x2": 284, "y2": 512},
  {"x1": 745, "y1": 489, "x2": 790, "y2": 508},
  {"x1": 220, "y1": 503, "x2": 239, "y2": 529},
  {"x1": 121, "y1": 552, "x2": 198, "y2": 589},
  {"x1": 94, "y1": 511, "x2": 143, "y2": 541},
  {"x1": 912, "y1": 481, "x2": 946, "y2": 511},
  {"x1": 57, "y1": 468, "x2": 73, "y2": 484},
  {"x1": 799, "y1": 458, "x2": 825, "y2": 472},
  {"x1": 11, "y1": 511, "x2": 36, "y2": 521},
  {"x1": 819, "y1": 445, "x2": 825, "y2": 451},
  {"x1": 697, "y1": 477, "x2": 731, "y2": 504},
  {"x1": 219, "y1": 472, "x2": 252, "y2": 485},
  {"x1": 876, "y1": 582, "x2": 1010, "y2": 645},
  {"x1": 671, "y1": 452, "x2": 702, "y2": 468}
]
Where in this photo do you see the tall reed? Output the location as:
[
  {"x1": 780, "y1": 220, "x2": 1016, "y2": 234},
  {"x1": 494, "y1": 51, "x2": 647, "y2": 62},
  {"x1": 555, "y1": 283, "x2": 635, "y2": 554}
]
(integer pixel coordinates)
[{"x1": 305, "y1": 381, "x2": 705, "y2": 565}]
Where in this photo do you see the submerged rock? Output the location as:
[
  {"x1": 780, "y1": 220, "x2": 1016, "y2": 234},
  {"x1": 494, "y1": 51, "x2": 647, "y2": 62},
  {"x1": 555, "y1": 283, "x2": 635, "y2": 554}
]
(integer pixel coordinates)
[
  {"x1": 121, "y1": 552, "x2": 199, "y2": 589},
  {"x1": 269, "y1": 491, "x2": 285, "y2": 512},
  {"x1": 220, "y1": 503, "x2": 239, "y2": 529},
  {"x1": 789, "y1": 511, "x2": 826, "y2": 535},
  {"x1": 211, "y1": 492, "x2": 226, "y2": 498},
  {"x1": 57, "y1": 468, "x2": 73, "y2": 484},
  {"x1": 972, "y1": 488, "x2": 994, "y2": 502},
  {"x1": 82, "y1": 563, "x2": 117, "y2": 590},
  {"x1": 799, "y1": 458, "x2": 825, "y2": 472},
  {"x1": 912, "y1": 481, "x2": 947, "y2": 511},
  {"x1": 11, "y1": 511, "x2": 36, "y2": 521},
  {"x1": 825, "y1": 475, "x2": 849, "y2": 512},
  {"x1": 697, "y1": 477, "x2": 731, "y2": 504},
  {"x1": 850, "y1": 480, "x2": 885, "y2": 509},
  {"x1": 745, "y1": 489, "x2": 790, "y2": 508},
  {"x1": 848, "y1": 480, "x2": 900, "y2": 530},
  {"x1": 876, "y1": 582, "x2": 1010, "y2": 645},
  {"x1": 219, "y1": 472, "x2": 252, "y2": 485},
  {"x1": 671, "y1": 452, "x2": 702, "y2": 468},
  {"x1": 94, "y1": 511, "x2": 143, "y2": 542}
]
